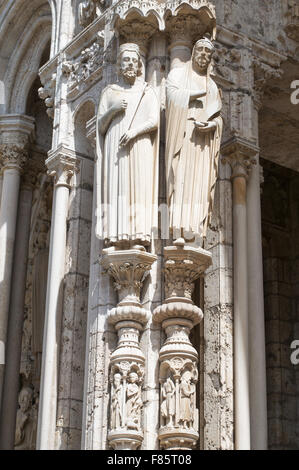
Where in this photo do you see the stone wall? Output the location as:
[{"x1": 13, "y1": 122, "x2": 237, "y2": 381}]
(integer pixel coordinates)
[{"x1": 261, "y1": 158, "x2": 299, "y2": 449}]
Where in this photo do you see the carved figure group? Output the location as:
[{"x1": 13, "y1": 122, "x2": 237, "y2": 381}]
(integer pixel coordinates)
[
  {"x1": 160, "y1": 370, "x2": 196, "y2": 431},
  {"x1": 110, "y1": 370, "x2": 142, "y2": 432}
]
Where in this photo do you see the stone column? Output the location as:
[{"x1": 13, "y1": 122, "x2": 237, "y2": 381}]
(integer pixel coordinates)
[
  {"x1": 37, "y1": 145, "x2": 79, "y2": 450},
  {"x1": 153, "y1": 241, "x2": 212, "y2": 450},
  {"x1": 222, "y1": 137, "x2": 258, "y2": 450},
  {"x1": 166, "y1": 15, "x2": 204, "y2": 68},
  {"x1": 0, "y1": 115, "x2": 34, "y2": 407},
  {"x1": 0, "y1": 164, "x2": 36, "y2": 450},
  {"x1": 101, "y1": 249, "x2": 157, "y2": 451},
  {"x1": 247, "y1": 155, "x2": 268, "y2": 450}
]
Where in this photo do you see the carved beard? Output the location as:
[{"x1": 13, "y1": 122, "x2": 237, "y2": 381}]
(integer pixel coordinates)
[{"x1": 122, "y1": 67, "x2": 138, "y2": 83}]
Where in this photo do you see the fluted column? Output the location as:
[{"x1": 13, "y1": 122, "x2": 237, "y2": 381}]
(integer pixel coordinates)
[
  {"x1": 101, "y1": 249, "x2": 157, "y2": 451},
  {"x1": 153, "y1": 241, "x2": 212, "y2": 450},
  {"x1": 37, "y1": 145, "x2": 79, "y2": 450},
  {"x1": 222, "y1": 137, "x2": 258, "y2": 450},
  {"x1": 0, "y1": 115, "x2": 34, "y2": 408},
  {"x1": 0, "y1": 163, "x2": 38, "y2": 450}
]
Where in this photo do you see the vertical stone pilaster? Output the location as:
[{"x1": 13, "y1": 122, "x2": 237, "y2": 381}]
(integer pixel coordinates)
[{"x1": 37, "y1": 145, "x2": 80, "y2": 450}]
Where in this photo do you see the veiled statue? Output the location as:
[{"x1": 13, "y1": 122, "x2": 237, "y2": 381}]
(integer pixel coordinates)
[
  {"x1": 96, "y1": 43, "x2": 159, "y2": 249},
  {"x1": 111, "y1": 373, "x2": 123, "y2": 430},
  {"x1": 166, "y1": 37, "x2": 223, "y2": 243}
]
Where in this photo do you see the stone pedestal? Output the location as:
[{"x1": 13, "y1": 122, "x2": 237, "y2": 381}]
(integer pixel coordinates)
[
  {"x1": 153, "y1": 242, "x2": 212, "y2": 450},
  {"x1": 101, "y1": 249, "x2": 157, "y2": 450}
]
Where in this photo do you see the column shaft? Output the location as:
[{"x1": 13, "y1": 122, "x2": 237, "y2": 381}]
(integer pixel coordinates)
[
  {"x1": 0, "y1": 187, "x2": 33, "y2": 449},
  {"x1": 247, "y1": 159, "x2": 268, "y2": 449},
  {"x1": 232, "y1": 175, "x2": 251, "y2": 450},
  {"x1": 37, "y1": 182, "x2": 69, "y2": 449},
  {"x1": 0, "y1": 168, "x2": 21, "y2": 406}
]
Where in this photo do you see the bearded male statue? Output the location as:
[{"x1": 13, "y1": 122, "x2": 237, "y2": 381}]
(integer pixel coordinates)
[
  {"x1": 166, "y1": 37, "x2": 223, "y2": 244},
  {"x1": 96, "y1": 43, "x2": 159, "y2": 249}
]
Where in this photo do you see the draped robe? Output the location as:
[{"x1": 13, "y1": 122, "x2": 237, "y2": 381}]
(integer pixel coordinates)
[
  {"x1": 166, "y1": 63, "x2": 223, "y2": 241},
  {"x1": 96, "y1": 82, "x2": 159, "y2": 244}
]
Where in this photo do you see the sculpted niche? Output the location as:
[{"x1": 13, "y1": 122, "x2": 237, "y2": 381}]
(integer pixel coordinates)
[
  {"x1": 96, "y1": 43, "x2": 159, "y2": 249},
  {"x1": 166, "y1": 37, "x2": 223, "y2": 243}
]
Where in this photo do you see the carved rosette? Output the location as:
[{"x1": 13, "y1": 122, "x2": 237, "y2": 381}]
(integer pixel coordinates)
[
  {"x1": 101, "y1": 249, "x2": 157, "y2": 450},
  {"x1": 153, "y1": 242, "x2": 212, "y2": 450}
]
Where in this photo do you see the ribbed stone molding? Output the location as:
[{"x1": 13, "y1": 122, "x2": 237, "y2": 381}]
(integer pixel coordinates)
[
  {"x1": 101, "y1": 249, "x2": 157, "y2": 450},
  {"x1": 153, "y1": 241, "x2": 212, "y2": 450}
]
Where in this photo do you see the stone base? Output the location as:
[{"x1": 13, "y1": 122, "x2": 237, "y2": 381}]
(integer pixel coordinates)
[
  {"x1": 159, "y1": 427, "x2": 199, "y2": 450},
  {"x1": 108, "y1": 430, "x2": 143, "y2": 450}
]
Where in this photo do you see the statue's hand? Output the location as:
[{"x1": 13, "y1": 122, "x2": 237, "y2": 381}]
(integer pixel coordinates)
[
  {"x1": 194, "y1": 121, "x2": 216, "y2": 133},
  {"x1": 119, "y1": 129, "x2": 137, "y2": 147},
  {"x1": 113, "y1": 99, "x2": 127, "y2": 114}
]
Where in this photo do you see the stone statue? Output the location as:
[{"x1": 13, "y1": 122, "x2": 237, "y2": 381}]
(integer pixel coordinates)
[
  {"x1": 96, "y1": 43, "x2": 159, "y2": 249},
  {"x1": 15, "y1": 386, "x2": 33, "y2": 450},
  {"x1": 111, "y1": 373, "x2": 123, "y2": 430},
  {"x1": 126, "y1": 372, "x2": 142, "y2": 430},
  {"x1": 78, "y1": 0, "x2": 96, "y2": 27},
  {"x1": 179, "y1": 371, "x2": 195, "y2": 430},
  {"x1": 161, "y1": 376, "x2": 176, "y2": 428},
  {"x1": 166, "y1": 37, "x2": 223, "y2": 243}
]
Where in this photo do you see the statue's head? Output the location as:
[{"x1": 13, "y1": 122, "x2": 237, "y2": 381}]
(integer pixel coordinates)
[
  {"x1": 192, "y1": 37, "x2": 214, "y2": 73},
  {"x1": 117, "y1": 43, "x2": 142, "y2": 83}
]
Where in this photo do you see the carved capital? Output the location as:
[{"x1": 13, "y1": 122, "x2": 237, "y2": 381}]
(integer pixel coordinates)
[
  {"x1": 221, "y1": 137, "x2": 259, "y2": 180},
  {"x1": 0, "y1": 144, "x2": 28, "y2": 171},
  {"x1": 119, "y1": 19, "x2": 157, "y2": 54},
  {"x1": 46, "y1": 146, "x2": 80, "y2": 188},
  {"x1": 101, "y1": 249, "x2": 157, "y2": 309}
]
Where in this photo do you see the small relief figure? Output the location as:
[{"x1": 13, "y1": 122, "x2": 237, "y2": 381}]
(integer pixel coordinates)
[
  {"x1": 161, "y1": 377, "x2": 176, "y2": 428},
  {"x1": 111, "y1": 373, "x2": 123, "y2": 430},
  {"x1": 179, "y1": 371, "x2": 195, "y2": 430},
  {"x1": 126, "y1": 372, "x2": 142, "y2": 431},
  {"x1": 15, "y1": 387, "x2": 33, "y2": 450}
]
